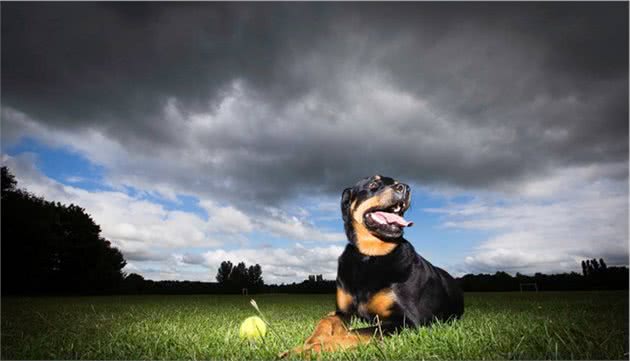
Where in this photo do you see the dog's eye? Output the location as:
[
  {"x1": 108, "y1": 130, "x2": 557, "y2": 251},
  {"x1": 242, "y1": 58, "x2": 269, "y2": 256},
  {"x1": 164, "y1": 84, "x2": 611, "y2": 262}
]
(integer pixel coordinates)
[{"x1": 368, "y1": 181, "x2": 379, "y2": 191}]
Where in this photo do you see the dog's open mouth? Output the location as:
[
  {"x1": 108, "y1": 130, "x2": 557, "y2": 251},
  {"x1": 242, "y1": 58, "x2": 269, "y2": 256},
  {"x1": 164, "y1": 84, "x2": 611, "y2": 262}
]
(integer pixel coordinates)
[{"x1": 364, "y1": 201, "x2": 413, "y2": 231}]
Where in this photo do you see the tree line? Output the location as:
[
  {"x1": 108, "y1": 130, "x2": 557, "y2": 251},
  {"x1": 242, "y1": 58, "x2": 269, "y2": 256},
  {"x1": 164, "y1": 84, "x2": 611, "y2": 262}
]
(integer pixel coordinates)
[{"x1": 457, "y1": 265, "x2": 628, "y2": 292}]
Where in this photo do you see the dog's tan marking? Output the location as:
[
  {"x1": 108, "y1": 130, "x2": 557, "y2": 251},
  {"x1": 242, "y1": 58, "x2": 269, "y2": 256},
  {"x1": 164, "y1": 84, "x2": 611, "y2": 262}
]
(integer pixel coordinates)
[
  {"x1": 366, "y1": 288, "x2": 396, "y2": 318},
  {"x1": 352, "y1": 221, "x2": 398, "y2": 256},
  {"x1": 350, "y1": 188, "x2": 399, "y2": 256},
  {"x1": 351, "y1": 193, "x2": 384, "y2": 223},
  {"x1": 336, "y1": 287, "x2": 353, "y2": 312}
]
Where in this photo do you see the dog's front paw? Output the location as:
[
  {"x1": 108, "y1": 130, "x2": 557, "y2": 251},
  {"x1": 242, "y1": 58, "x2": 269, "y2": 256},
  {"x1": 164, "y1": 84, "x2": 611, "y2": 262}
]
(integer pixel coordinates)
[
  {"x1": 278, "y1": 339, "x2": 330, "y2": 359},
  {"x1": 278, "y1": 313, "x2": 351, "y2": 359},
  {"x1": 278, "y1": 346, "x2": 305, "y2": 359},
  {"x1": 277, "y1": 349, "x2": 291, "y2": 359},
  {"x1": 279, "y1": 334, "x2": 368, "y2": 359}
]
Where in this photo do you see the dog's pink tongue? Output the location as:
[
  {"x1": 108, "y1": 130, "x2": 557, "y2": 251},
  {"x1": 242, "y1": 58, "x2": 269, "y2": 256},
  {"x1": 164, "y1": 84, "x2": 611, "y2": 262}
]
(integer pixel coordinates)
[{"x1": 372, "y1": 211, "x2": 414, "y2": 227}]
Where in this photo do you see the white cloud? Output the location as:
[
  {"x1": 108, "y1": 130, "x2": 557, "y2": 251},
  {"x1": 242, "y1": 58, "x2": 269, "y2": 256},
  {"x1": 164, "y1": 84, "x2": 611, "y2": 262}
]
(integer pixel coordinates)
[
  {"x1": 64, "y1": 176, "x2": 86, "y2": 183},
  {"x1": 200, "y1": 200, "x2": 255, "y2": 234},
  {"x1": 430, "y1": 164, "x2": 628, "y2": 275},
  {"x1": 257, "y1": 207, "x2": 345, "y2": 242}
]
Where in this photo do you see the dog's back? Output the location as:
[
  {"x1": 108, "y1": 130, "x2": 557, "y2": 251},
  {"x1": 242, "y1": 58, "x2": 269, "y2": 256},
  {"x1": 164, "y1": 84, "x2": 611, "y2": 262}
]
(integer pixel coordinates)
[{"x1": 402, "y1": 249, "x2": 464, "y2": 326}]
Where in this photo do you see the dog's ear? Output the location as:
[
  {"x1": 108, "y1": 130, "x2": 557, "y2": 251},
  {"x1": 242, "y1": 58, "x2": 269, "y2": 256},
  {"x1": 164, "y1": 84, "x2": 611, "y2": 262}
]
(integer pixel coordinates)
[{"x1": 341, "y1": 187, "x2": 353, "y2": 224}]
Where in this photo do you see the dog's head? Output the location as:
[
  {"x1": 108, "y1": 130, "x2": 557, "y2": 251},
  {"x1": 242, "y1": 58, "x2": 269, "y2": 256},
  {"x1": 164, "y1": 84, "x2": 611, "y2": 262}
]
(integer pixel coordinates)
[{"x1": 341, "y1": 175, "x2": 413, "y2": 254}]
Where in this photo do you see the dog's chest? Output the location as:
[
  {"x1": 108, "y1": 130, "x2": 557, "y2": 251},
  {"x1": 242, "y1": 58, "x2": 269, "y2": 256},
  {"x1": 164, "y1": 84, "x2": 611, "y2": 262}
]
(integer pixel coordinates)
[
  {"x1": 337, "y1": 284, "x2": 398, "y2": 320},
  {"x1": 356, "y1": 288, "x2": 398, "y2": 320},
  {"x1": 338, "y1": 256, "x2": 401, "y2": 320}
]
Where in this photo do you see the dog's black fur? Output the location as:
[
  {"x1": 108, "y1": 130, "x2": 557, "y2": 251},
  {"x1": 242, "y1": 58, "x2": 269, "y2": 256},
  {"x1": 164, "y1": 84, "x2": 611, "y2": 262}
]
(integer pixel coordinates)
[{"x1": 336, "y1": 175, "x2": 464, "y2": 332}]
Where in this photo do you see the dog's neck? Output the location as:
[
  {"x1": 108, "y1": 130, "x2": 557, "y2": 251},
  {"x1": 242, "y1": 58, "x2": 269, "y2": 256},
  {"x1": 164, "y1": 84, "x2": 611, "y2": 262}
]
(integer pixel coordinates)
[
  {"x1": 340, "y1": 239, "x2": 415, "y2": 287},
  {"x1": 350, "y1": 220, "x2": 399, "y2": 256}
]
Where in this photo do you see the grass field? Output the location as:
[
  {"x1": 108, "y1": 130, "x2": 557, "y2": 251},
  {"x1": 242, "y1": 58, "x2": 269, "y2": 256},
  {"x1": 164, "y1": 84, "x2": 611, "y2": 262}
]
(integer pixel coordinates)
[{"x1": 1, "y1": 291, "x2": 628, "y2": 360}]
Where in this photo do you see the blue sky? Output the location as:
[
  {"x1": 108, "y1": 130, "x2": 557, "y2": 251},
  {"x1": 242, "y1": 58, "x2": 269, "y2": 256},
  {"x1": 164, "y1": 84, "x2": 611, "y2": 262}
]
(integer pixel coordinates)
[{"x1": 2, "y1": 2, "x2": 627, "y2": 283}]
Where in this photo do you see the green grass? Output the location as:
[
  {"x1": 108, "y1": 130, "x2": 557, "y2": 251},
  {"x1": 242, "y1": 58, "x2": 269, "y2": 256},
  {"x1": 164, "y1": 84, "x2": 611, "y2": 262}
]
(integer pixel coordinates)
[{"x1": 1, "y1": 291, "x2": 628, "y2": 360}]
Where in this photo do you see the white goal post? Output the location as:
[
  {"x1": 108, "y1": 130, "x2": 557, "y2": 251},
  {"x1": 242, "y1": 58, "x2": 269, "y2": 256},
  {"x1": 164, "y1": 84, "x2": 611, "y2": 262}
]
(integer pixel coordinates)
[{"x1": 519, "y1": 283, "x2": 538, "y2": 292}]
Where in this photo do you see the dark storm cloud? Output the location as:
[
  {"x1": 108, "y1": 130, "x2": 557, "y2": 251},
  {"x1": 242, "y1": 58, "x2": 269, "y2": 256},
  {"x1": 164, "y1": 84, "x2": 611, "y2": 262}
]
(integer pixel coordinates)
[
  {"x1": 123, "y1": 248, "x2": 169, "y2": 262},
  {"x1": 181, "y1": 253, "x2": 205, "y2": 266},
  {"x1": 2, "y1": 2, "x2": 627, "y2": 205}
]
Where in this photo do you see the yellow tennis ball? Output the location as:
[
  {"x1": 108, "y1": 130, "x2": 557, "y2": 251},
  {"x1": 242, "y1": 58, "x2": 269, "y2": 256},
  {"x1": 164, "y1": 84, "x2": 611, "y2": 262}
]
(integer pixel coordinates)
[{"x1": 239, "y1": 316, "x2": 267, "y2": 341}]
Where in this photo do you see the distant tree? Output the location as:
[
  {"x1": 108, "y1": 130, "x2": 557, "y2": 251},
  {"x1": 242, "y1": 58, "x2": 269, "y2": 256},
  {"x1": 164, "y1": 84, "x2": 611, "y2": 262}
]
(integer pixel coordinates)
[
  {"x1": 216, "y1": 261, "x2": 233, "y2": 284},
  {"x1": 1, "y1": 166, "x2": 17, "y2": 197},
  {"x1": 316, "y1": 274, "x2": 323, "y2": 282},
  {"x1": 1, "y1": 167, "x2": 126, "y2": 294},
  {"x1": 247, "y1": 264, "x2": 264, "y2": 289},
  {"x1": 599, "y1": 258, "x2": 607, "y2": 270},
  {"x1": 228, "y1": 262, "x2": 248, "y2": 289},
  {"x1": 215, "y1": 261, "x2": 264, "y2": 293},
  {"x1": 308, "y1": 275, "x2": 315, "y2": 283},
  {"x1": 125, "y1": 273, "x2": 145, "y2": 283},
  {"x1": 591, "y1": 258, "x2": 600, "y2": 273},
  {"x1": 582, "y1": 260, "x2": 588, "y2": 276},
  {"x1": 123, "y1": 273, "x2": 146, "y2": 293}
]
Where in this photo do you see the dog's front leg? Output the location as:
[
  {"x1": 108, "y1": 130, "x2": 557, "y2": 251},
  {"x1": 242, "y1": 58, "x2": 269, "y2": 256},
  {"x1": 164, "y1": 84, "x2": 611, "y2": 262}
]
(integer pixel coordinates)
[{"x1": 278, "y1": 312, "x2": 374, "y2": 358}]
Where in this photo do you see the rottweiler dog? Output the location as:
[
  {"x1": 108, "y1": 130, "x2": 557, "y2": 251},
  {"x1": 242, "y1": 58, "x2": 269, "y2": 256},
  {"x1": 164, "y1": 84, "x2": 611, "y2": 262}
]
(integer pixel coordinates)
[{"x1": 281, "y1": 175, "x2": 464, "y2": 357}]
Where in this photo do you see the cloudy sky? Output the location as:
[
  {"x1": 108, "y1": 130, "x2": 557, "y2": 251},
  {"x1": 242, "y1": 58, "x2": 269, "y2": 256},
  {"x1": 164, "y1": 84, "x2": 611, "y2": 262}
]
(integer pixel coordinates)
[{"x1": 2, "y1": 2, "x2": 628, "y2": 283}]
